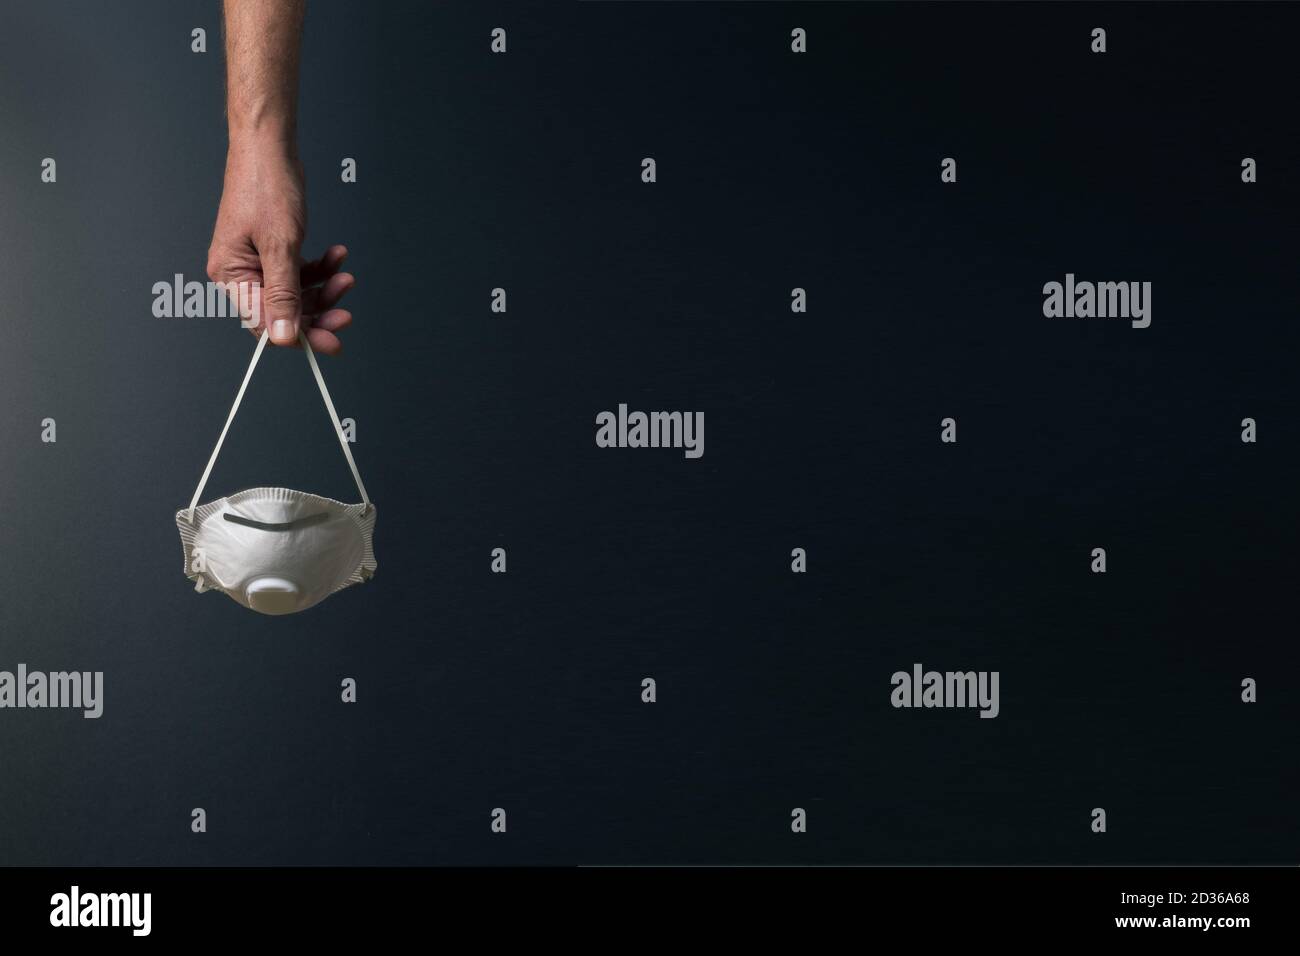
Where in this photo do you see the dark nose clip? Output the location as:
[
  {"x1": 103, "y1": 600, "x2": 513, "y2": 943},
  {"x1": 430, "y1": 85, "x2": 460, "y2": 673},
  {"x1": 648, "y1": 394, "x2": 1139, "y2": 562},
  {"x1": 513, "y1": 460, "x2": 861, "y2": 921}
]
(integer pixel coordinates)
[{"x1": 223, "y1": 511, "x2": 331, "y2": 532}]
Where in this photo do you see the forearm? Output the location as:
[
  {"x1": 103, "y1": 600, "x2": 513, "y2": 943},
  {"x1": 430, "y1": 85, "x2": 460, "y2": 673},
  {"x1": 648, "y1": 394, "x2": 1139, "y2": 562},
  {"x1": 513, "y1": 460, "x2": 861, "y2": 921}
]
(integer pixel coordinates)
[{"x1": 222, "y1": 0, "x2": 305, "y2": 152}]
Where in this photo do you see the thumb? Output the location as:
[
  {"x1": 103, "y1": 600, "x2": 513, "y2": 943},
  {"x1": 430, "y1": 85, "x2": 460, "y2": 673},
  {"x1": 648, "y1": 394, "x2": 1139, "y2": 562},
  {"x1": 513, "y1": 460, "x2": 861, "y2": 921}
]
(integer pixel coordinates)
[{"x1": 261, "y1": 244, "x2": 302, "y2": 346}]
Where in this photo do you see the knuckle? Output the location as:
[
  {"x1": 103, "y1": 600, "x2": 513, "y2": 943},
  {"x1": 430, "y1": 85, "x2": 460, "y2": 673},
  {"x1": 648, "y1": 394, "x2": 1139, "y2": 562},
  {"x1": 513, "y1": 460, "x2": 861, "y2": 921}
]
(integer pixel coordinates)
[{"x1": 262, "y1": 285, "x2": 300, "y2": 308}]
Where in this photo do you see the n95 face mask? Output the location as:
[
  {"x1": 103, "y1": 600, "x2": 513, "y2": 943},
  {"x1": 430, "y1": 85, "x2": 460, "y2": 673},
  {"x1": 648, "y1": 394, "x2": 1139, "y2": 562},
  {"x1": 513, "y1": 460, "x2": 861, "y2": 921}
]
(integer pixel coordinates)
[{"x1": 176, "y1": 330, "x2": 377, "y2": 616}]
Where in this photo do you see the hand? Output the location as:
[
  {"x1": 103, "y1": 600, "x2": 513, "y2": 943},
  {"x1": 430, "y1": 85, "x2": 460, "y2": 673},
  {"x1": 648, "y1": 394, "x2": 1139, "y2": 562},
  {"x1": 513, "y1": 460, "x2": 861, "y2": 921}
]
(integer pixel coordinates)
[{"x1": 206, "y1": 139, "x2": 354, "y2": 354}]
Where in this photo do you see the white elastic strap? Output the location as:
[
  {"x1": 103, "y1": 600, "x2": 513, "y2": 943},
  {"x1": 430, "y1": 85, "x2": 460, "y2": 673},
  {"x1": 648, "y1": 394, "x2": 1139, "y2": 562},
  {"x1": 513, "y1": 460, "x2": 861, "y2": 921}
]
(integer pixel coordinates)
[
  {"x1": 185, "y1": 329, "x2": 372, "y2": 522},
  {"x1": 299, "y1": 329, "x2": 371, "y2": 510},
  {"x1": 186, "y1": 330, "x2": 271, "y2": 522}
]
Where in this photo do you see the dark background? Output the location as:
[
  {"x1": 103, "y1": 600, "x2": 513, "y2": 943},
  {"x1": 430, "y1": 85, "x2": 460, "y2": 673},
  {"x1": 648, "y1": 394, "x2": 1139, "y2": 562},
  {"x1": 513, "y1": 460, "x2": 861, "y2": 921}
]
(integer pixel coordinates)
[{"x1": 0, "y1": 0, "x2": 1296, "y2": 865}]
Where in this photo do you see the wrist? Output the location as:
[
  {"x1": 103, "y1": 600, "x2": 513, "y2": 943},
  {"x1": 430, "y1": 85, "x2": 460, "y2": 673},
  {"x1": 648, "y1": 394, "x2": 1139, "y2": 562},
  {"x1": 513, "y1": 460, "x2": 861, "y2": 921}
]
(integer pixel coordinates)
[{"x1": 227, "y1": 119, "x2": 298, "y2": 160}]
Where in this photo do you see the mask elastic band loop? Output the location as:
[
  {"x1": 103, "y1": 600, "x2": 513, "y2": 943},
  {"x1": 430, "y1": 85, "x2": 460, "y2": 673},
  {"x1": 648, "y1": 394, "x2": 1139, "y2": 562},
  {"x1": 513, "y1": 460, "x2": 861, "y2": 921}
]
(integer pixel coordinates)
[
  {"x1": 185, "y1": 329, "x2": 373, "y2": 524},
  {"x1": 299, "y1": 330, "x2": 371, "y2": 510},
  {"x1": 186, "y1": 330, "x2": 272, "y2": 522}
]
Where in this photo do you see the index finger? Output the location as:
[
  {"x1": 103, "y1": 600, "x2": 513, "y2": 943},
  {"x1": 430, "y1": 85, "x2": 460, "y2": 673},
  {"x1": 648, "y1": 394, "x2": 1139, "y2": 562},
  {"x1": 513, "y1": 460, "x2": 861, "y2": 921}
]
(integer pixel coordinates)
[{"x1": 300, "y1": 244, "x2": 349, "y2": 287}]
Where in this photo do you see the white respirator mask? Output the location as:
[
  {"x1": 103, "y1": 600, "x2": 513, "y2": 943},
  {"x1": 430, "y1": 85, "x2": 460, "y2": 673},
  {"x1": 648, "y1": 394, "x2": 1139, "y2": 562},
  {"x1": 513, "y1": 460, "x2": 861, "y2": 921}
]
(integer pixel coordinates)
[{"x1": 176, "y1": 330, "x2": 377, "y2": 616}]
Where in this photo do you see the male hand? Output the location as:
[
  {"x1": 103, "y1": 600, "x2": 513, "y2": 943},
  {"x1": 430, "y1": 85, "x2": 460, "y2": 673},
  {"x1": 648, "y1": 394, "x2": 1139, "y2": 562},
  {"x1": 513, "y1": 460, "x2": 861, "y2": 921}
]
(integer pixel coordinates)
[
  {"x1": 210, "y1": 0, "x2": 352, "y2": 355},
  {"x1": 207, "y1": 141, "x2": 354, "y2": 355}
]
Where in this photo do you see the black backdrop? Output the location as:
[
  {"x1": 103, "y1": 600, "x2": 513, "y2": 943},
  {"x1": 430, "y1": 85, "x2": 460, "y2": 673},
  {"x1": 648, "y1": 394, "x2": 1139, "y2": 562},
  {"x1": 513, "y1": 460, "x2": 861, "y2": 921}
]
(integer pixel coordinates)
[{"x1": 0, "y1": 0, "x2": 1296, "y2": 866}]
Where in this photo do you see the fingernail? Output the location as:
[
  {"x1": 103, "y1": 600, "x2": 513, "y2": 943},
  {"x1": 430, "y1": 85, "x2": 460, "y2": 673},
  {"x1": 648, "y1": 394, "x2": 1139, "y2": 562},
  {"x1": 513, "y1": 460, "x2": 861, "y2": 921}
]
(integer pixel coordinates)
[{"x1": 272, "y1": 320, "x2": 293, "y2": 341}]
